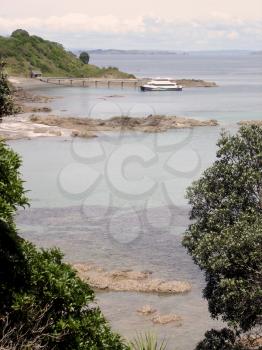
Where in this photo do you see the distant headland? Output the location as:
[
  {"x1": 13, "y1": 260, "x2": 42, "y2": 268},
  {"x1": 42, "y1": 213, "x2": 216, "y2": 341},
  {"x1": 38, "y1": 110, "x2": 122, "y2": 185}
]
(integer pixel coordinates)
[{"x1": 0, "y1": 29, "x2": 135, "y2": 79}]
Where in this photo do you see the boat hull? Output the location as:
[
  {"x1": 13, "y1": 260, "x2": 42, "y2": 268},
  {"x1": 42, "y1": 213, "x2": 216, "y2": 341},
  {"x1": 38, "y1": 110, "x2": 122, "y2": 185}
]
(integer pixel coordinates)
[{"x1": 140, "y1": 86, "x2": 183, "y2": 91}]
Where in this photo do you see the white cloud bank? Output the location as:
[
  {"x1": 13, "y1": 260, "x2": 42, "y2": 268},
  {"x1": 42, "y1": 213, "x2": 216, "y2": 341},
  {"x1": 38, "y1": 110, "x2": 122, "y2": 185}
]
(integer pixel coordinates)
[
  {"x1": 0, "y1": 13, "x2": 261, "y2": 50},
  {"x1": 0, "y1": 14, "x2": 146, "y2": 34}
]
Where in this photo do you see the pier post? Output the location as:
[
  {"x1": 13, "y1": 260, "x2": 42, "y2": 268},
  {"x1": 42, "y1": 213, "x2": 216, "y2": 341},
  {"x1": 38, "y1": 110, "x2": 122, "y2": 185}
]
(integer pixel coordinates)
[
  {"x1": 108, "y1": 81, "x2": 110, "y2": 88},
  {"x1": 83, "y1": 81, "x2": 85, "y2": 87},
  {"x1": 95, "y1": 81, "x2": 98, "y2": 88},
  {"x1": 70, "y1": 80, "x2": 73, "y2": 86},
  {"x1": 121, "y1": 81, "x2": 124, "y2": 89}
]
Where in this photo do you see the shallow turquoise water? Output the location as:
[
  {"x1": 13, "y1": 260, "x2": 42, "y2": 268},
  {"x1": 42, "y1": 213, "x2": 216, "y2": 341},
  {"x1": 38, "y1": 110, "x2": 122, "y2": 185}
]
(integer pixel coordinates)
[{"x1": 12, "y1": 126, "x2": 224, "y2": 350}]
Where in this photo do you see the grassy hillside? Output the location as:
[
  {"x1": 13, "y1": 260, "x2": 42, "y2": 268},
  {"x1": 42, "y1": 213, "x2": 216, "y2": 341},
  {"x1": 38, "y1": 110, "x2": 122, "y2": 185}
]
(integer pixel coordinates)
[{"x1": 0, "y1": 29, "x2": 135, "y2": 78}]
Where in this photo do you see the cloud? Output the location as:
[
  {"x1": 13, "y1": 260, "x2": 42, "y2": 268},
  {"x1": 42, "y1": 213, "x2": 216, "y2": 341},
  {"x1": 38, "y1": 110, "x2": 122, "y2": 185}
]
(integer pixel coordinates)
[
  {"x1": 0, "y1": 13, "x2": 261, "y2": 49},
  {"x1": 227, "y1": 31, "x2": 239, "y2": 40},
  {"x1": 0, "y1": 13, "x2": 145, "y2": 34}
]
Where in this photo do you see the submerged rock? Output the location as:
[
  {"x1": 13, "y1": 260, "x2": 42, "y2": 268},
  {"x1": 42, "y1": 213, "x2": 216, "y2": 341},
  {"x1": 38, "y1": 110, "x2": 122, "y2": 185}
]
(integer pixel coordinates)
[
  {"x1": 74, "y1": 263, "x2": 191, "y2": 294},
  {"x1": 137, "y1": 305, "x2": 183, "y2": 326},
  {"x1": 137, "y1": 305, "x2": 157, "y2": 315},
  {"x1": 151, "y1": 313, "x2": 182, "y2": 325}
]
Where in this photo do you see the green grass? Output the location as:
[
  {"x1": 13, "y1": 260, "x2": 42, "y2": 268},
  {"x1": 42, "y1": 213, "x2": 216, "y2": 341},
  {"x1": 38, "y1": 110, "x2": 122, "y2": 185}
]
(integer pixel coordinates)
[{"x1": 0, "y1": 29, "x2": 135, "y2": 78}]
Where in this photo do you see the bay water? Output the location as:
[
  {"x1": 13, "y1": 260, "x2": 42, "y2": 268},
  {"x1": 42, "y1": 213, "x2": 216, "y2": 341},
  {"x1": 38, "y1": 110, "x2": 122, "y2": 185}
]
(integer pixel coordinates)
[{"x1": 11, "y1": 51, "x2": 261, "y2": 349}]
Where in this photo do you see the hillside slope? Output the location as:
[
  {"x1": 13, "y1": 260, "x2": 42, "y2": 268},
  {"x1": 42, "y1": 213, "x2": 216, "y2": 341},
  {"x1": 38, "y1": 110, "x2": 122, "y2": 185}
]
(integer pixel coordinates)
[{"x1": 0, "y1": 29, "x2": 134, "y2": 78}]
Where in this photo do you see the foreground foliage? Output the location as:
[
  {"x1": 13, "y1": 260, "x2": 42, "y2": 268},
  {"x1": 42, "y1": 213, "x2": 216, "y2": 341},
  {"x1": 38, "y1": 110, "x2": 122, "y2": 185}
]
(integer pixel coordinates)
[
  {"x1": 195, "y1": 329, "x2": 246, "y2": 350},
  {"x1": 0, "y1": 140, "x2": 128, "y2": 349},
  {"x1": 129, "y1": 332, "x2": 167, "y2": 350},
  {"x1": 1, "y1": 242, "x2": 127, "y2": 349},
  {"x1": 0, "y1": 29, "x2": 134, "y2": 78},
  {"x1": 183, "y1": 125, "x2": 262, "y2": 348},
  {"x1": 0, "y1": 61, "x2": 18, "y2": 119}
]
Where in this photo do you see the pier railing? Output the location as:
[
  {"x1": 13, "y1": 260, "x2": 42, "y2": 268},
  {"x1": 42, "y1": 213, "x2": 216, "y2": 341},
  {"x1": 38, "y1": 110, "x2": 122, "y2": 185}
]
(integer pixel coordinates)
[{"x1": 39, "y1": 77, "x2": 149, "y2": 89}]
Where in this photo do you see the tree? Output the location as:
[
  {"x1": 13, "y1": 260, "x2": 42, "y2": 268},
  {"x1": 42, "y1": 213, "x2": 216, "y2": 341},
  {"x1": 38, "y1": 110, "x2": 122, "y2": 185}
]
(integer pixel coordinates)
[
  {"x1": 0, "y1": 220, "x2": 29, "y2": 314},
  {"x1": 183, "y1": 125, "x2": 262, "y2": 345},
  {"x1": 0, "y1": 141, "x2": 28, "y2": 225},
  {"x1": 0, "y1": 139, "x2": 128, "y2": 349},
  {"x1": 79, "y1": 51, "x2": 90, "y2": 64},
  {"x1": 195, "y1": 329, "x2": 246, "y2": 350},
  {"x1": 11, "y1": 29, "x2": 30, "y2": 38},
  {"x1": 0, "y1": 142, "x2": 29, "y2": 311},
  {"x1": 0, "y1": 61, "x2": 18, "y2": 120},
  {"x1": 5, "y1": 242, "x2": 127, "y2": 350}
]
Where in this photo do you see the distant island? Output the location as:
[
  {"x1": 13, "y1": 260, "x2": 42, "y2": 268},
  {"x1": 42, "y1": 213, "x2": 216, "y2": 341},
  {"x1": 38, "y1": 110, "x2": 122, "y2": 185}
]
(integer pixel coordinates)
[
  {"x1": 83, "y1": 49, "x2": 188, "y2": 55},
  {"x1": 0, "y1": 29, "x2": 135, "y2": 78},
  {"x1": 76, "y1": 49, "x2": 254, "y2": 56}
]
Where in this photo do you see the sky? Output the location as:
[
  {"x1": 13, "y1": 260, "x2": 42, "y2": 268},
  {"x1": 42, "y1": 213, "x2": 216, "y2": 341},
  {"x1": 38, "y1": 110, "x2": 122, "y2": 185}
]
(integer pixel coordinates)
[{"x1": 1, "y1": 0, "x2": 262, "y2": 50}]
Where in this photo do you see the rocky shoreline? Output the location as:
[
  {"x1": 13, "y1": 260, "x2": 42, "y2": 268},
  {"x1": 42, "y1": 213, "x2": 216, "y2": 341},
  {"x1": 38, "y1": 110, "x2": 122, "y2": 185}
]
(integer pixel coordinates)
[
  {"x1": 176, "y1": 79, "x2": 217, "y2": 88},
  {"x1": 0, "y1": 77, "x2": 219, "y2": 141},
  {"x1": 32, "y1": 114, "x2": 218, "y2": 135},
  {"x1": 0, "y1": 114, "x2": 218, "y2": 141}
]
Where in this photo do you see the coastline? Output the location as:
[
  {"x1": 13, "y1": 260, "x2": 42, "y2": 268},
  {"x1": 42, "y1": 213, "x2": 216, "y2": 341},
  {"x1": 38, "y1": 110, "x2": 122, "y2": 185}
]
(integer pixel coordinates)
[
  {"x1": 0, "y1": 114, "x2": 218, "y2": 141},
  {"x1": 9, "y1": 76, "x2": 217, "y2": 89},
  {"x1": 38, "y1": 77, "x2": 218, "y2": 88},
  {"x1": 5, "y1": 52, "x2": 261, "y2": 350},
  {"x1": 0, "y1": 77, "x2": 219, "y2": 141}
]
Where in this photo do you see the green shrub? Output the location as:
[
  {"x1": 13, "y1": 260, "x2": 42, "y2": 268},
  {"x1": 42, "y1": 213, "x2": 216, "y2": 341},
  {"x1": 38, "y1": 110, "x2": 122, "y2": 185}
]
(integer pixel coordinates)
[
  {"x1": 0, "y1": 61, "x2": 19, "y2": 119},
  {"x1": 129, "y1": 332, "x2": 167, "y2": 350},
  {"x1": 0, "y1": 141, "x2": 28, "y2": 225},
  {"x1": 0, "y1": 30, "x2": 135, "y2": 78},
  {"x1": 195, "y1": 328, "x2": 246, "y2": 350},
  {"x1": 183, "y1": 125, "x2": 262, "y2": 345},
  {"x1": 79, "y1": 51, "x2": 90, "y2": 64},
  {"x1": 3, "y1": 242, "x2": 127, "y2": 349}
]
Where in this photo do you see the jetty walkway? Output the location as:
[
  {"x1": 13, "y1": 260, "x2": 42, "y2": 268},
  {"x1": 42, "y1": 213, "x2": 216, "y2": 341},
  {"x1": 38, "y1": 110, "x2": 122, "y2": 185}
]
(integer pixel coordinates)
[{"x1": 40, "y1": 77, "x2": 148, "y2": 89}]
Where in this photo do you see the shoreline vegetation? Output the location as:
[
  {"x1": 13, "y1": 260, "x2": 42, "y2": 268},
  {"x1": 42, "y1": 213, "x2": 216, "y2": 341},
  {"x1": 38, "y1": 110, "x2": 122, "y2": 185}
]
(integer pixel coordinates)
[{"x1": 0, "y1": 29, "x2": 134, "y2": 78}]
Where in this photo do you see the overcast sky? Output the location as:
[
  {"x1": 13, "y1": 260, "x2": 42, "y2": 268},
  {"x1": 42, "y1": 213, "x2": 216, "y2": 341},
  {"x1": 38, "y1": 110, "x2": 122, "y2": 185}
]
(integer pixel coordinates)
[{"x1": 1, "y1": 0, "x2": 262, "y2": 50}]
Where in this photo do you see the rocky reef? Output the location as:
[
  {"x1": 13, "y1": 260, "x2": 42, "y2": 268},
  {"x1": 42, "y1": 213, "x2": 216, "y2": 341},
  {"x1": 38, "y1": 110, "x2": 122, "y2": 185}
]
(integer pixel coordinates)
[
  {"x1": 30, "y1": 114, "x2": 218, "y2": 136},
  {"x1": 176, "y1": 79, "x2": 217, "y2": 88},
  {"x1": 137, "y1": 305, "x2": 183, "y2": 325},
  {"x1": 74, "y1": 263, "x2": 191, "y2": 294}
]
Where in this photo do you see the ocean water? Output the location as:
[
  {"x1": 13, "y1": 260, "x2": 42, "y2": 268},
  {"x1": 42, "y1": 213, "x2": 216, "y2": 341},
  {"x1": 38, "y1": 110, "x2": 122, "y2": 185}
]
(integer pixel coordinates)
[
  {"x1": 25, "y1": 52, "x2": 262, "y2": 123},
  {"x1": 11, "y1": 52, "x2": 261, "y2": 350}
]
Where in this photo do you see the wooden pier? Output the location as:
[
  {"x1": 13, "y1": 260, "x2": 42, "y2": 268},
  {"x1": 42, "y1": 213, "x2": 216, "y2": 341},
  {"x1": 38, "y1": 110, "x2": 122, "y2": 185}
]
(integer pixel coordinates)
[{"x1": 40, "y1": 77, "x2": 148, "y2": 89}]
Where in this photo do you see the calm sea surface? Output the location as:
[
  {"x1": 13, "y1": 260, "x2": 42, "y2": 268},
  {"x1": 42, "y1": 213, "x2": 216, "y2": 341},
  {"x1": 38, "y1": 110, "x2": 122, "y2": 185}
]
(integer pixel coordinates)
[{"x1": 11, "y1": 52, "x2": 262, "y2": 350}]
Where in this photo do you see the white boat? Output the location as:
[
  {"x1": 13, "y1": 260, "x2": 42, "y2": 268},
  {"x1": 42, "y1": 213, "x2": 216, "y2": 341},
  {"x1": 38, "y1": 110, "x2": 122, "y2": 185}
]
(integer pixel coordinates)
[{"x1": 140, "y1": 78, "x2": 183, "y2": 91}]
